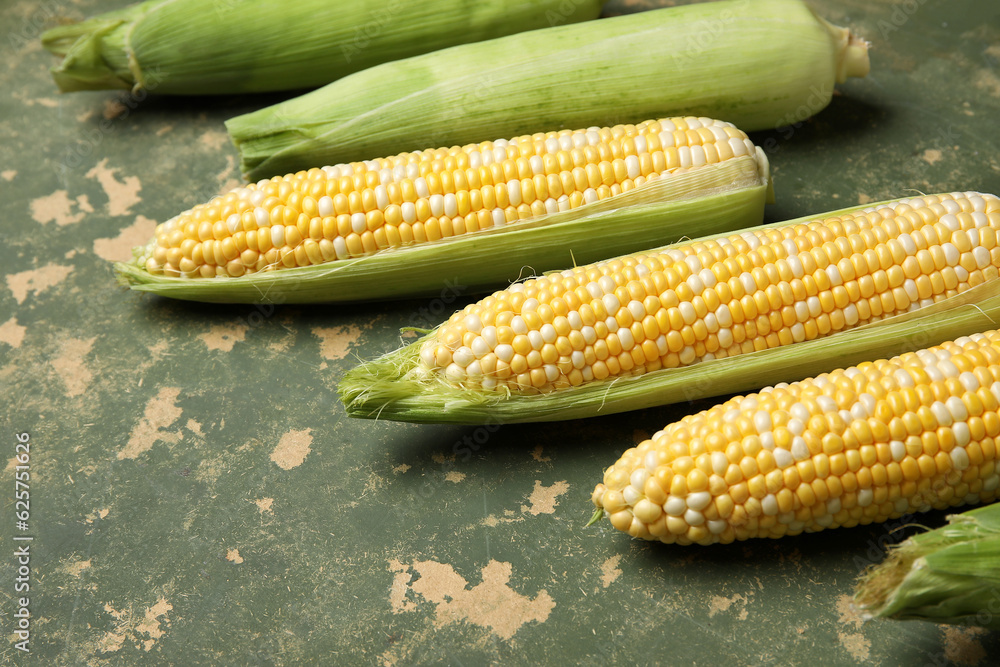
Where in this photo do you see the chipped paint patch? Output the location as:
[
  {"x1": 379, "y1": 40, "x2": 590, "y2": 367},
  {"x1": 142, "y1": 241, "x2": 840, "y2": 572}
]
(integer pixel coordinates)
[
  {"x1": 393, "y1": 464, "x2": 411, "y2": 474},
  {"x1": 530, "y1": 446, "x2": 550, "y2": 462},
  {"x1": 482, "y1": 514, "x2": 523, "y2": 527},
  {"x1": 388, "y1": 559, "x2": 417, "y2": 613},
  {"x1": 86, "y1": 158, "x2": 142, "y2": 217},
  {"x1": 200, "y1": 128, "x2": 229, "y2": 151},
  {"x1": 521, "y1": 480, "x2": 569, "y2": 516},
  {"x1": 922, "y1": 149, "x2": 943, "y2": 165},
  {"x1": 708, "y1": 593, "x2": 750, "y2": 620},
  {"x1": 93, "y1": 215, "x2": 158, "y2": 262},
  {"x1": 857, "y1": 193, "x2": 872, "y2": 205},
  {"x1": 600, "y1": 555, "x2": 622, "y2": 588},
  {"x1": 835, "y1": 594, "x2": 863, "y2": 628},
  {"x1": 391, "y1": 559, "x2": 554, "y2": 640},
  {"x1": 103, "y1": 99, "x2": 128, "y2": 120},
  {"x1": 30, "y1": 190, "x2": 93, "y2": 225},
  {"x1": 254, "y1": 498, "x2": 274, "y2": 514},
  {"x1": 1, "y1": 169, "x2": 15, "y2": 181},
  {"x1": 51, "y1": 336, "x2": 97, "y2": 397},
  {"x1": 6, "y1": 263, "x2": 73, "y2": 304},
  {"x1": 198, "y1": 322, "x2": 248, "y2": 352},
  {"x1": 444, "y1": 471, "x2": 466, "y2": 483},
  {"x1": 973, "y1": 68, "x2": 1000, "y2": 97},
  {"x1": 313, "y1": 324, "x2": 364, "y2": 361},
  {"x1": 99, "y1": 598, "x2": 172, "y2": 653},
  {"x1": 837, "y1": 631, "x2": 871, "y2": 662},
  {"x1": 226, "y1": 549, "x2": 244, "y2": 564},
  {"x1": 943, "y1": 626, "x2": 987, "y2": 666},
  {"x1": 119, "y1": 387, "x2": 183, "y2": 460},
  {"x1": 185, "y1": 419, "x2": 204, "y2": 437},
  {"x1": 62, "y1": 559, "x2": 92, "y2": 577},
  {"x1": 271, "y1": 428, "x2": 313, "y2": 470},
  {"x1": 0, "y1": 317, "x2": 27, "y2": 348}
]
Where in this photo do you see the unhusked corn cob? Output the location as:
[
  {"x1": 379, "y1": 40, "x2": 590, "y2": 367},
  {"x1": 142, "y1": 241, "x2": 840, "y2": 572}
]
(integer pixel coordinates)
[
  {"x1": 339, "y1": 192, "x2": 1000, "y2": 423},
  {"x1": 591, "y1": 331, "x2": 1000, "y2": 545},
  {"x1": 115, "y1": 117, "x2": 772, "y2": 302},
  {"x1": 41, "y1": 0, "x2": 603, "y2": 94},
  {"x1": 228, "y1": 0, "x2": 869, "y2": 180}
]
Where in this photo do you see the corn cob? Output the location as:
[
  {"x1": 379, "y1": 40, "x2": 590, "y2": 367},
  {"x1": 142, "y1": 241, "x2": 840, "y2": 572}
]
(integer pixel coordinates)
[
  {"x1": 114, "y1": 117, "x2": 772, "y2": 303},
  {"x1": 228, "y1": 0, "x2": 870, "y2": 180},
  {"x1": 340, "y1": 193, "x2": 1000, "y2": 424},
  {"x1": 590, "y1": 332, "x2": 1000, "y2": 545},
  {"x1": 41, "y1": 0, "x2": 603, "y2": 95},
  {"x1": 854, "y1": 502, "x2": 1000, "y2": 628}
]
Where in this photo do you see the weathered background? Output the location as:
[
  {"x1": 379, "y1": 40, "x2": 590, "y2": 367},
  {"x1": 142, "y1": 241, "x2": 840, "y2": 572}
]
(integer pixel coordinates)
[{"x1": 2, "y1": 0, "x2": 1000, "y2": 664}]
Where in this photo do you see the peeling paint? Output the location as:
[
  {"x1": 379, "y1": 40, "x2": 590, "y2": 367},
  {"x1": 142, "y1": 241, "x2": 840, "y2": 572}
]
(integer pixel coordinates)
[
  {"x1": 226, "y1": 549, "x2": 244, "y2": 564},
  {"x1": 0, "y1": 317, "x2": 27, "y2": 348},
  {"x1": 390, "y1": 559, "x2": 554, "y2": 640},
  {"x1": 521, "y1": 480, "x2": 569, "y2": 516},
  {"x1": 600, "y1": 555, "x2": 622, "y2": 588},
  {"x1": 86, "y1": 158, "x2": 142, "y2": 217},
  {"x1": 271, "y1": 428, "x2": 313, "y2": 470},
  {"x1": 198, "y1": 323, "x2": 249, "y2": 352},
  {"x1": 313, "y1": 324, "x2": 364, "y2": 361},
  {"x1": 119, "y1": 387, "x2": 183, "y2": 460},
  {"x1": 50, "y1": 336, "x2": 97, "y2": 397},
  {"x1": 30, "y1": 190, "x2": 93, "y2": 226},
  {"x1": 92, "y1": 215, "x2": 158, "y2": 262},
  {"x1": 6, "y1": 263, "x2": 73, "y2": 304}
]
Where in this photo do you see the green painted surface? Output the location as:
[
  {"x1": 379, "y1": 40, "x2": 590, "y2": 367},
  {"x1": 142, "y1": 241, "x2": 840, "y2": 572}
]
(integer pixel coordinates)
[{"x1": 2, "y1": 0, "x2": 1000, "y2": 664}]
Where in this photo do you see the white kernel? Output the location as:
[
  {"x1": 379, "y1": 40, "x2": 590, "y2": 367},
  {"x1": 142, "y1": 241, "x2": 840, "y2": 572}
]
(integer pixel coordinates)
[
  {"x1": 528, "y1": 330, "x2": 544, "y2": 350},
  {"x1": 951, "y1": 446, "x2": 970, "y2": 470},
  {"x1": 945, "y1": 395, "x2": 969, "y2": 421},
  {"x1": 602, "y1": 293, "x2": 620, "y2": 314},
  {"x1": 495, "y1": 344, "x2": 514, "y2": 363},
  {"x1": 684, "y1": 509, "x2": 705, "y2": 526},
  {"x1": 816, "y1": 395, "x2": 837, "y2": 413},
  {"x1": 544, "y1": 364, "x2": 559, "y2": 382},
  {"x1": 664, "y1": 496, "x2": 686, "y2": 516},
  {"x1": 686, "y1": 491, "x2": 711, "y2": 511},
  {"x1": 761, "y1": 494, "x2": 778, "y2": 516},
  {"x1": 715, "y1": 305, "x2": 733, "y2": 328},
  {"x1": 760, "y1": 432, "x2": 775, "y2": 451},
  {"x1": 443, "y1": 193, "x2": 459, "y2": 218},
  {"x1": 401, "y1": 202, "x2": 417, "y2": 224},
  {"x1": 630, "y1": 468, "x2": 649, "y2": 490},
  {"x1": 414, "y1": 177, "x2": 429, "y2": 198},
  {"x1": 953, "y1": 421, "x2": 971, "y2": 448},
  {"x1": 790, "y1": 402, "x2": 811, "y2": 422},
  {"x1": 623, "y1": 485, "x2": 641, "y2": 506},
  {"x1": 627, "y1": 300, "x2": 645, "y2": 320},
  {"x1": 507, "y1": 180, "x2": 522, "y2": 207},
  {"x1": 582, "y1": 326, "x2": 597, "y2": 344},
  {"x1": 618, "y1": 327, "x2": 635, "y2": 350},
  {"x1": 333, "y1": 237, "x2": 348, "y2": 260},
  {"x1": 271, "y1": 225, "x2": 285, "y2": 247},
  {"x1": 857, "y1": 488, "x2": 874, "y2": 507},
  {"x1": 567, "y1": 311, "x2": 583, "y2": 330},
  {"x1": 754, "y1": 411, "x2": 772, "y2": 433},
  {"x1": 254, "y1": 207, "x2": 271, "y2": 227},
  {"x1": 774, "y1": 448, "x2": 793, "y2": 468},
  {"x1": 711, "y1": 451, "x2": 728, "y2": 475},
  {"x1": 445, "y1": 363, "x2": 465, "y2": 382},
  {"x1": 452, "y1": 346, "x2": 474, "y2": 368},
  {"x1": 791, "y1": 437, "x2": 810, "y2": 461}
]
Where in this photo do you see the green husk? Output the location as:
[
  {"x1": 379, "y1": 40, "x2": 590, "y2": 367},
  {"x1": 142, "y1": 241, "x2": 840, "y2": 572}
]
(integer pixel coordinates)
[
  {"x1": 228, "y1": 0, "x2": 870, "y2": 180},
  {"x1": 854, "y1": 502, "x2": 1000, "y2": 629},
  {"x1": 340, "y1": 193, "x2": 1000, "y2": 424},
  {"x1": 41, "y1": 0, "x2": 604, "y2": 95},
  {"x1": 113, "y1": 149, "x2": 771, "y2": 304}
]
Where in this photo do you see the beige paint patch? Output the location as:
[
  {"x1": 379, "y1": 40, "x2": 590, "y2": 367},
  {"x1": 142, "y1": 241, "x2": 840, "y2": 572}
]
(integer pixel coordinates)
[
  {"x1": 394, "y1": 559, "x2": 554, "y2": 640},
  {"x1": 1, "y1": 169, "x2": 15, "y2": 181},
  {"x1": 973, "y1": 68, "x2": 1000, "y2": 97},
  {"x1": 922, "y1": 149, "x2": 943, "y2": 165},
  {"x1": 51, "y1": 336, "x2": 97, "y2": 397},
  {"x1": 708, "y1": 593, "x2": 750, "y2": 620},
  {"x1": 444, "y1": 471, "x2": 466, "y2": 483},
  {"x1": 185, "y1": 419, "x2": 204, "y2": 437},
  {"x1": 313, "y1": 324, "x2": 364, "y2": 360},
  {"x1": 393, "y1": 464, "x2": 411, "y2": 474},
  {"x1": 389, "y1": 559, "x2": 417, "y2": 613},
  {"x1": 6, "y1": 263, "x2": 74, "y2": 304},
  {"x1": 271, "y1": 428, "x2": 313, "y2": 470},
  {"x1": 521, "y1": 480, "x2": 570, "y2": 516},
  {"x1": 200, "y1": 128, "x2": 229, "y2": 151},
  {"x1": 254, "y1": 497, "x2": 274, "y2": 514},
  {"x1": 0, "y1": 317, "x2": 27, "y2": 348},
  {"x1": 63, "y1": 559, "x2": 92, "y2": 577},
  {"x1": 835, "y1": 594, "x2": 863, "y2": 628},
  {"x1": 600, "y1": 555, "x2": 622, "y2": 588},
  {"x1": 119, "y1": 387, "x2": 183, "y2": 460},
  {"x1": 98, "y1": 509, "x2": 110, "y2": 520},
  {"x1": 857, "y1": 193, "x2": 872, "y2": 205},
  {"x1": 30, "y1": 190, "x2": 92, "y2": 226},
  {"x1": 837, "y1": 631, "x2": 870, "y2": 662},
  {"x1": 86, "y1": 158, "x2": 142, "y2": 217},
  {"x1": 35, "y1": 97, "x2": 58, "y2": 108},
  {"x1": 198, "y1": 322, "x2": 249, "y2": 352},
  {"x1": 93, "y1": 215, "x2": 158, "y2": 262},
  {"x1": 103, "y1": 98, "x2": 127, "y2": 120},
  {"x1": 943, "y1": 627, "x2": 987, "y2": 666},
  {"x1": 226, "y1": 549, "x2": 244, "y2": 564},
  {"x1": 99, "y1": 598, "x2": 172, "y2": 653},
  {"x1": 530, "y1": 446, "x2": 550, "y2": 462}
]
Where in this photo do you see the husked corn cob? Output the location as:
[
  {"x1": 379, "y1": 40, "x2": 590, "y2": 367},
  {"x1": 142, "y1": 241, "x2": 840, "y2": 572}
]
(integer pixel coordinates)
[
  {"x1": 228, "y1": 0, "x2": 869, "y2": 180},
  {"x1": 590, "y1": 331, "x2": 1000, "y2": 545},
  {"x1": 115, "y1": 117, "x2": 772, "y2": 302},
  {"x1": 340, "y1": 193, "x2": 1000, "y2": 424},
  {"x1": 41, "y1": 0, "x2": 603, "y2": 94}
]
